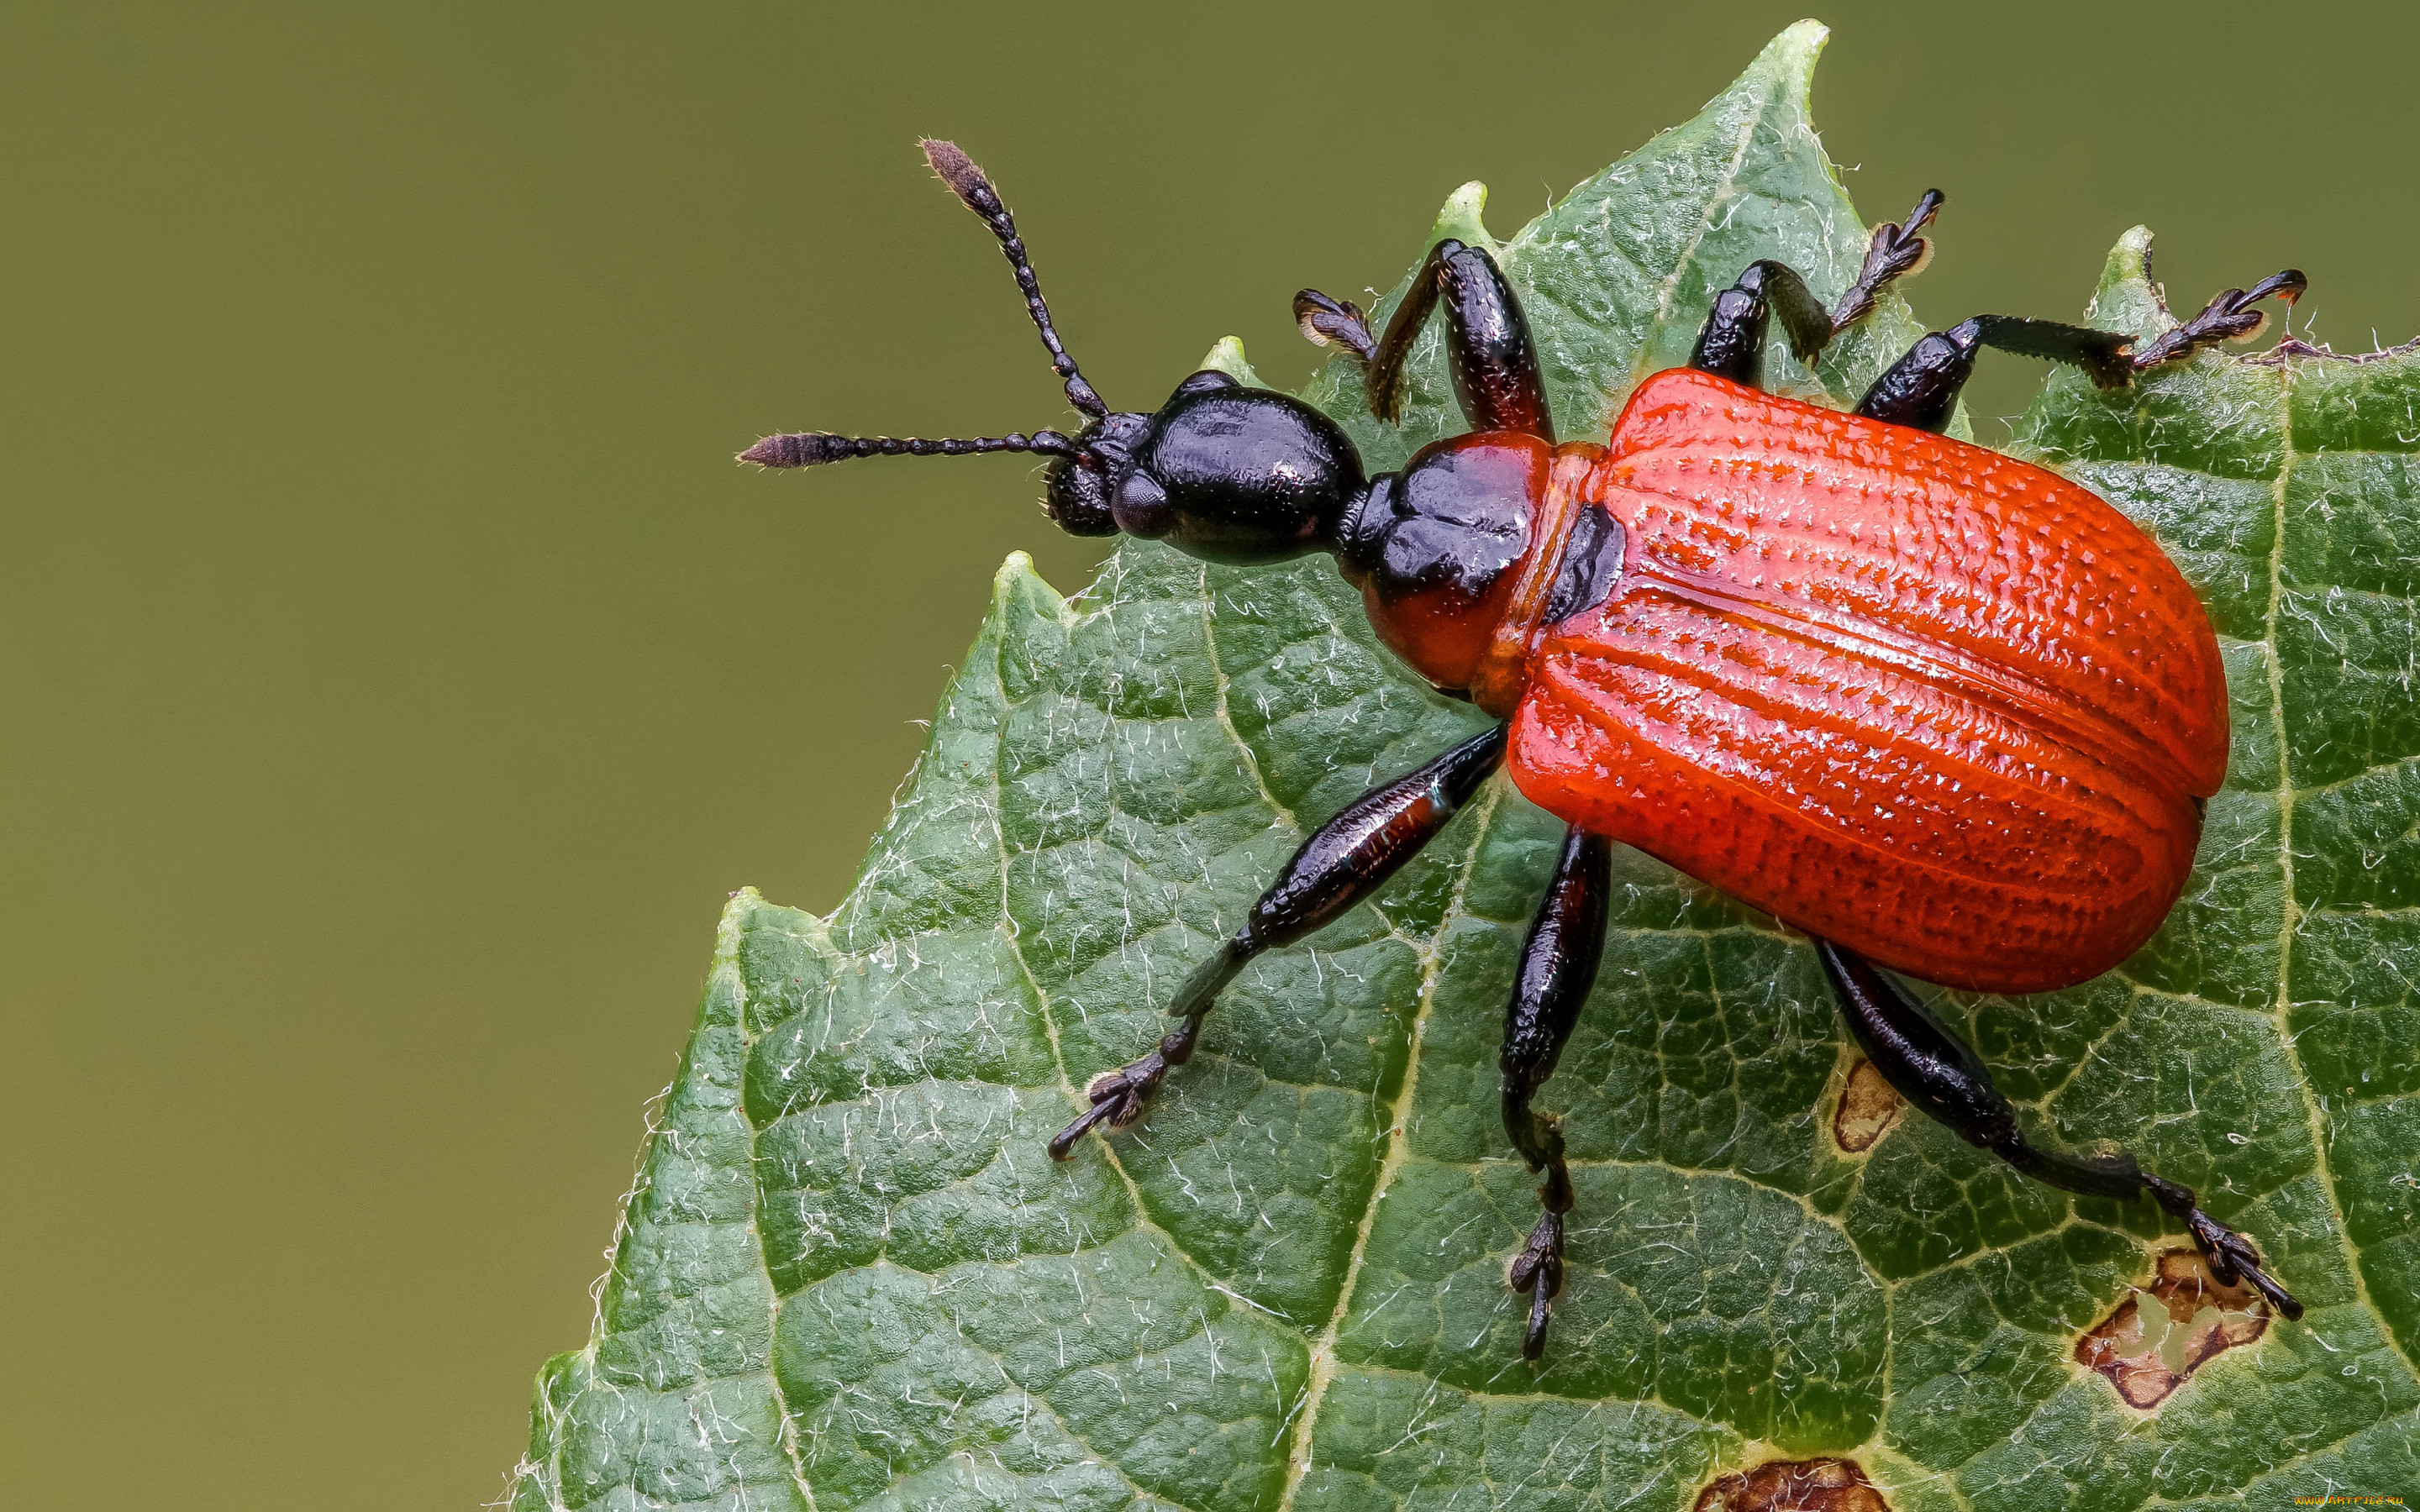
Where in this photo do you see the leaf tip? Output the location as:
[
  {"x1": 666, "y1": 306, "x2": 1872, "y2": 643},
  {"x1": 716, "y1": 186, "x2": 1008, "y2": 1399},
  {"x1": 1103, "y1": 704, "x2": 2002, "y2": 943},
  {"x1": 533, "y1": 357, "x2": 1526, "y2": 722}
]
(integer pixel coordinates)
[
  {"x1": 1197, "y1": 335, "x2": 1259, "y2": 386},
  {"x1": 1430, "y1": 181, "x2": 1497, "y2": 257},
  {"x1": 2107, "y1": 225, "x2": 2156, "y2": 286},
  {"x1": 718, "y1": 885, "x2": 767, "y2": 930},
  {"x1": 1718, "y1": 22, "x2": 1830, "y2": 159},
  {"x1": 2085, "y1": 227, "x2": 2173, "y2": 340},
  {"x1": 1765, "y1": 18, "x2": 1832, "y2": 82}
]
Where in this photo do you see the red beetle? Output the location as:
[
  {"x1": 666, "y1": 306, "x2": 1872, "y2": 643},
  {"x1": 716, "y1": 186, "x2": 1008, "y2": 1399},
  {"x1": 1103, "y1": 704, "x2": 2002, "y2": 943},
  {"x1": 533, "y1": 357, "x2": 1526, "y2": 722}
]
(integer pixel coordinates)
[{"x1": 744, "y1": 141, "x2": 2307, "y2": 1358}]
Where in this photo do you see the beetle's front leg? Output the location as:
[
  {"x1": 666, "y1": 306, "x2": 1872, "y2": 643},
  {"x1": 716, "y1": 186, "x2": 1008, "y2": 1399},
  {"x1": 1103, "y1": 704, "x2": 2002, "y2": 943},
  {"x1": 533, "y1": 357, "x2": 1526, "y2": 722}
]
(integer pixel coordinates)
[
  {"x1": 1050, "y1": 723, "x2": 1507, "y2": 1160},
  {"x1": 1297, "y1": 238, "x2": 1554, "y2": 440},
  {"x1": 1499, "y1": 826, "x2": 1612, "y2": 1359},
  {"x1": 1817, "y1": 942, "x2": 2303, "y2": 1320}
]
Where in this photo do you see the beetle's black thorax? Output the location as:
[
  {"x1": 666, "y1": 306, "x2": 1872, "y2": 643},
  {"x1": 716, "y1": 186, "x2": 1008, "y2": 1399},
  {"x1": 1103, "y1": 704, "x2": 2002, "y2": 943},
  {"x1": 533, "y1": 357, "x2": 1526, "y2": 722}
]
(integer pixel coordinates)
[
  {"x1": 1335, "y1": 433, "x2": 1545, "y2": 613},
  {"x1": 1325, "y1": 433, "x2": 1548, "y2": 692}
]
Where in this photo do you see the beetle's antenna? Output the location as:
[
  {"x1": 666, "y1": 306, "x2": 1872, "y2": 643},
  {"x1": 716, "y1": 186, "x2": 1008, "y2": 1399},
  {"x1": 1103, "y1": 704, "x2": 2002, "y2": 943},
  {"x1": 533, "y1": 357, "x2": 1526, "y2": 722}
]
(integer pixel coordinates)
[
  {"x1": 739, "y1": 428, "x2": 1077, "y2": 469},
  {"x1": 739, "y1": 142, "x2": 1110, "y2": 472},
  {"x1": 919, "y1": 138, "x2": 1107, "y2": 422}
]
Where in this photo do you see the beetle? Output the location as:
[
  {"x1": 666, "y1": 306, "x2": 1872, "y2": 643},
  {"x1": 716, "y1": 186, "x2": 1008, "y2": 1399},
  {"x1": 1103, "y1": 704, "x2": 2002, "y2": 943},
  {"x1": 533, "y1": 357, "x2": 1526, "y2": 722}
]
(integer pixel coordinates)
[{"x1": 743, "y1": 139, "x2": 2306, "y2": 1359}]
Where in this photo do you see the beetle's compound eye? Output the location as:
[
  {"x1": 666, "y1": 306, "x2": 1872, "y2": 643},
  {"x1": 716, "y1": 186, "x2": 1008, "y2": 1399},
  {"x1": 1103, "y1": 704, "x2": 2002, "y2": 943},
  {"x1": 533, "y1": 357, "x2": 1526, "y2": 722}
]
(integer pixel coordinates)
[{"x1": 1109, "y1": 469, "x2": 1175, "y2": 538}]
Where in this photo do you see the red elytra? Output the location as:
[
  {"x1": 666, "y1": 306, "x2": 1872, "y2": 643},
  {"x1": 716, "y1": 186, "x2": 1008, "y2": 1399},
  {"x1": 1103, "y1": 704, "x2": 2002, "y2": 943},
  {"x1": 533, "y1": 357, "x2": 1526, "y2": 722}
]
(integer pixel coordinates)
[{"x1": 1360, "y1": 367, "x2": 2226, "y2": 995}]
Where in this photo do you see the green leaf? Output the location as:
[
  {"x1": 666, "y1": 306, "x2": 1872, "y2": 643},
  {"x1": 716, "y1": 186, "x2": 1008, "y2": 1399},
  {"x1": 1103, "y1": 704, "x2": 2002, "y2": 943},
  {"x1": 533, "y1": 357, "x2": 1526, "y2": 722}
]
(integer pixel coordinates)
[{"x1": 509, "y1": 24, "x2": 2417, "y2": 1511}]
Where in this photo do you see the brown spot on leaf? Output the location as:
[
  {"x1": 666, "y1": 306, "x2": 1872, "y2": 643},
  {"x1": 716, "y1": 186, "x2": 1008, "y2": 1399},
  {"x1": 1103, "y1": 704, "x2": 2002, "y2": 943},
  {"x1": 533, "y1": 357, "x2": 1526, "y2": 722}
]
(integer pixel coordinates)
[
  {"x1": 1831, "y1": 1057, "x2": 1905, "y2": 1153},
  {"x1": 2075, "y1": 1246, "x2": 2273, "y2": 1408},
  {"x1": 1692, "y1": 1457, "x2": 1891, "y2": 1512}
]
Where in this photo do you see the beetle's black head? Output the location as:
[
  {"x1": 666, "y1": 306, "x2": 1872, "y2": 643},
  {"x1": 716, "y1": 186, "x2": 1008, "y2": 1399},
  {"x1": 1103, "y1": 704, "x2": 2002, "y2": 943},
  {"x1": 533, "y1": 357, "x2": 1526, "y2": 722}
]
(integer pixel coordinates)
[
  {"x1": 739, "y1": 139, "x2": 1368, "y2": 569},
  {"x1": 1092, "y1": 371, "x2": 1365, "y2": 564},
  {"x1": 1039, "y1": 410, "x2": 1150, "y2": 538}
]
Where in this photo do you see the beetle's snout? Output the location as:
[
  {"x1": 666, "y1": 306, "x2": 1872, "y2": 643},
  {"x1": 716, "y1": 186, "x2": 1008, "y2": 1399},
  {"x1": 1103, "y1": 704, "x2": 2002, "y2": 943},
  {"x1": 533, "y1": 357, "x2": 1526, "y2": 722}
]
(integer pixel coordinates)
[
  {"x1": 1044, "y1": 452, "x2": 1120, "y2": 536},
  {"x1": 1044, "y1": 412, "x2": 1151, "y2": 538}
]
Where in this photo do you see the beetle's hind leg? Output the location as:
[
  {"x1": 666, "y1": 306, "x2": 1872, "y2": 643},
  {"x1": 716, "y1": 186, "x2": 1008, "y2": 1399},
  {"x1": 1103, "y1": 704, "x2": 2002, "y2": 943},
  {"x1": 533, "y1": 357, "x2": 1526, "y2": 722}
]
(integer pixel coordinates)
[
  {"x1": 1818, "y1": 942, "x2": 2303, "y2": 1320},
  {"x1": 1296, "y1": 238, "x2": 1555, "y2": 440},
  {"x1": 1858, "y1": 318, "x2": 2134, "y2": 433},
  {"x1": 1050, "y1": 724, "x2": 1507, "y2": 1160},
  {"x1": 1856, "y1": 268, "x2": 2305, "y2": 433},
  {"x1": 2131, "y1": 270, "x2": 2307, "y2": 368},
  {"x1": 1499, "y1": 826, "x2": 1613, "y2": 1359},
  {"x1": 1691, "y1": 190, "x2": 1944, "y2": 387}
]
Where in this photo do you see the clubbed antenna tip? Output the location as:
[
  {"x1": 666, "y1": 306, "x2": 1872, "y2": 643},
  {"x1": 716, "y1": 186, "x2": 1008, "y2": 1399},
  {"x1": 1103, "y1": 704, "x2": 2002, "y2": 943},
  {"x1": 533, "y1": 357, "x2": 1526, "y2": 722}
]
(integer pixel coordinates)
[
  {"x1": 739, "y1": 433, "x2": 845, "y2": 468},
  {"x1": 912, "y1": 135, "x2": 1106, "y2": 419},
  {"x1": 920, "y1": 138, "x2": 999, "y2": 216}
]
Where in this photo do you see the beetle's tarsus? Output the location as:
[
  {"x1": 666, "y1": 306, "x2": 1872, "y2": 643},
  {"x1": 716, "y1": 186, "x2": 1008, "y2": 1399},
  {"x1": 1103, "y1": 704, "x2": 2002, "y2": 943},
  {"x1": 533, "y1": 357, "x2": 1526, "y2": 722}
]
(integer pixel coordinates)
[
  {"x1": 1509, "y1": 1210, "x2": 1565, "y2": 1359},
  {"x1": 1833, "y1": 187, "x2": 1944, "y2": 333},
  {"x1": 1294, "y1": 289, "x2": 1377, "y2": 360},
  {"x1": 1044, "y1": 1091, "x2": 1122, "y2": 1160},
  {"x1": 1048, "y1": 1037, "x2": 1184, "y2": 1159},
  {"x1": 2129, "y1": 269, "x2": 2308, "y2": 371},
  {"x1": 2144, "y1": 1173, "x2": 2305, "y2": 1320},
  {"x1": 1091, "y1": 1050, "x2": 1173, "y2": 1124}
]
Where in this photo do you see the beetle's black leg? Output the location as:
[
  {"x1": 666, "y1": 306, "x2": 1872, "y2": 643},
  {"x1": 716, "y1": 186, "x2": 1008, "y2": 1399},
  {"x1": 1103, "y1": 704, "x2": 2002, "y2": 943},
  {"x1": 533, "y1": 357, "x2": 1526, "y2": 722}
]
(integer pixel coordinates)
[
  {"x1": 2129, "y1": 270, "x2": 2307, "y2": 370},
  {"x1": 1691, "y1": 190, "x2": 1944, "y2": 388},
  {"x1": 1857, "y1": 269, "x2": 2306, "y2": 433},
  {"x1": 1499, "y1": 825, "x2": 1612, "y2": 1360},
  {"x1": 1293, "y1": 289, "x2": 1378, "y2": 361},
  {"x1": 1049, "y1": 723, "x2": 1508, "y2": 1160},
  {"x1": 1857, "y1": 318, "x2": 2133, "y2": 432},
  {"x1": 1689, "y1": 260, "x2": 1836, "y2": 386},
  {"x1": 1831, "y1": 189, "x2": 1945, "y2": 333},
  {"x1": 1817, "y1": 941, "x2": 2303, "y2": 1320},
  {"x1": 1301, "y1": 239, "x2": 1554, "y2": 439}
]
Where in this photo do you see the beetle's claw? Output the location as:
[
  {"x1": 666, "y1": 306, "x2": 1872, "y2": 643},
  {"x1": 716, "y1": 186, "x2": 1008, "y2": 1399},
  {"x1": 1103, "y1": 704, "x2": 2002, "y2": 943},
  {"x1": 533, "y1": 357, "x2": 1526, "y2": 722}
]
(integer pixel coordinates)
[
  {"x1": 2186, "y1": 1208, "x2": 2304, "y2": 1321},
  {"x1": 1048, "y1": 1051, "x2": 1170, "y2": 1159},
  {"x1": 2143, "y1": 1173, "x2": 2302, "y2": 1321},
  {"x1": 2130, "y1": 268, "x2": 2308, "y2": 371},
  {"x1": 1508, "y1": 1210, "x2": 1565, "y2": 1360},
  {"x1": 1293, "y1": 289, "x2": 1377, "y2": 361}
]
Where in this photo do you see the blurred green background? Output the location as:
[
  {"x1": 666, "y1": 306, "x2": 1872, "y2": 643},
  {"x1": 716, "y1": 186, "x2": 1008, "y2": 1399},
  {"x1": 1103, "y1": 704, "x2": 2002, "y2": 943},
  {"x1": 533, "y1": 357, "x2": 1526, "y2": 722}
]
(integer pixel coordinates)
[{"x1": 3, "y1": 1, "x2": 2414, "y2": 1504}]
